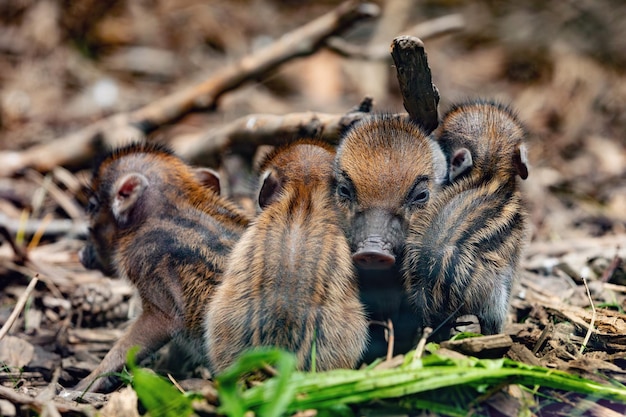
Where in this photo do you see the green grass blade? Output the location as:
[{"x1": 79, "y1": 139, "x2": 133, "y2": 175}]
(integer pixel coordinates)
[
  {"x1": 126, "y1": 347, "x2": 194, "y2": 417},
  {"x1": 257, "y1": 349, "x2": 297, "y2": 417},
  {"x1": 215, "y1": 348, "x2": 297, "y2": 417},
  {"x1": 239, "y1": 352, "x2": 626, "y2": 414}
]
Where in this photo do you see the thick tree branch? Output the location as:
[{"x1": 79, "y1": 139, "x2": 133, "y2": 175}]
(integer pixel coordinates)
[
  {"x1": 130, "y1": 1, "x2": 379, "y2": 127},
  {"x1": 0, "y1": 1, "x2": 379, "y2": 177},
  {"x1": 390, "y1": 35, "x2": 440, "y2": 134},
  {"x1": 172, "y1": 105, "x2": 378, "y2": 165}
]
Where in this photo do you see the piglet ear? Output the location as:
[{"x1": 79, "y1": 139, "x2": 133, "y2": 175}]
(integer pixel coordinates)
[
  {"x1": 514, "y1": 144, "x2": 529, "y2": 180},
  {"x1": 449, "y1": 147, "x2": 473, "y2": 182},
  {"x1": 194, "y1": 167, "x2": 221, "y2": 195},
  {"x1": 112, "y1": 173, "x2": 148, "y2": 226},
  {"x1": 258, "y1": 170, "x2": 281, "y2": 210}
]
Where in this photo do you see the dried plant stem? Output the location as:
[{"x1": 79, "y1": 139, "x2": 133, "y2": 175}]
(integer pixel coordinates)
[
  {"x1": 413, "y1": 327, "x2": 433, "y2": 360},
  {"x1": 27, "y1": 213, "x2": 53, "y2": 251},
  {"x1": 385, "y1": 319, "x2": 394, "y2": 362},
  {"x1": 0, "y1": 275, "x2": 39, "y2": 341},
  {"x1": 168, "y1": 374, "x2": 186, "y2": 394},
  {"x1": 579, "y1": 276, "x2": 596, "y2": 356}
]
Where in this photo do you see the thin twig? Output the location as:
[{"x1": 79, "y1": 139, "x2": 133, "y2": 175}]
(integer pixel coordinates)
[
  {"x1": 52, "y1": 166, "x2": 84, "y2": 197},
  {"x1": 0, "y1": 275, "x2": 39, "y2": 341},
  {"x1": 369, "y1": 320, "x2": 395, "y2": 362},
  {"x1": 429, "y1": 302, "x2": 465, "y2": 341},
  {"x1": 0, "y1": 224, "x2": 28, "y2": 263},
  {"x1": 385, "y1": 318, "x2": 394, "y2": 362},
  {"x1": 600, "y1": 249, "x2": 622, "y2": 283},
  {"x1": 413, "y1": 327, "x2": 433, "y2": 360},
  {"x1": 168, "y1": 374, "x2": 186, "y2": 394},
  {"x1": 262, "y1": 364, "x2": 279, "y2": 377},
  {"x1": 25, "y1": 170, "x2": 84, "y2": 220},
  {"x1": 4, "y1": 260, "x2": 64, "y2": 299},
  {"x1": 602, "y1": 283, "x2": 626, "y2": 293},
  {"x1": 27, "y1": 213, "x2": 53, "y2": 251},
  {"x1": 579, "y1": 275, "x2": 597, "y2": 356},
  {"x1": 326, "y1": 14, "x2": 465, "y2": 60}
]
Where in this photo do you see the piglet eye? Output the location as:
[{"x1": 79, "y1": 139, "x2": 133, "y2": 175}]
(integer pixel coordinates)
[
  {"x1": 86, "y1": 196, "x2": 99, "y2": 214},
  {"x1": 337, "y1": 183, "x2": 354, "y2": 201},
  {"x1": 415, "y1": 190, "x2": 429, "y2": 203},
  {"x1": 408, "y1": 188, "x2": 429, "y2": 206}
]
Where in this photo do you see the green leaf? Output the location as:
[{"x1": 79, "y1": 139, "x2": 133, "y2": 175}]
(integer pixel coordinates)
[
  {"x1": 215, "y1": 347, "x2": 298, "y2": 417},
  {"x1": 126, "y1": 347, "x2": 194, "y2": 417}
]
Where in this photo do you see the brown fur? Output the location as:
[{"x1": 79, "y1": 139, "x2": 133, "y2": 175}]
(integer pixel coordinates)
[
  {"x1": 75, "y1": 143, "x2": 249, "y2": 392},
  {"x1": 205, "y1": 141, "x2": 368, "y2": 373},
  {"x1": 435, "y1": 100, "x2": 529, "y2": 184},
  {"x1": 403, "y1": 100, "x2": 529, "y2": 340},
  {"x1": 335, "y1": 116, "x2": 447, "y2": 221},
  {"x1": 333, "y1": 116, "x2": 447, "y2": 362}
]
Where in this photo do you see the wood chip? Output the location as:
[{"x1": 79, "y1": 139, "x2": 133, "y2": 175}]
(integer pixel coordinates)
[
  {"x1": 440, "y1": 334, "x2": 513, "y2": 358},
  {"x1": 506, "y1": 343, "x2": 541, "y2": 367}
]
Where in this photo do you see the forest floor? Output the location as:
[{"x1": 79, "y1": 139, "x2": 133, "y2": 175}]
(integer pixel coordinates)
[{"x1": 0, "y1": 1, "x2": 625, "y2": 416}]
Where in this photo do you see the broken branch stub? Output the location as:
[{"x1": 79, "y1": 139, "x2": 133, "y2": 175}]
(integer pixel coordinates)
[
  {"x1": 390, "y1": 35, "x2": 440, "y2": 134},
  {"x1": 172, "y1": 96, "x2": 377, "y2": 165}
]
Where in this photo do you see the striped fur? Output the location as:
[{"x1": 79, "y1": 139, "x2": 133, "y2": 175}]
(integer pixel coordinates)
[
  {"x1": 403, "y1": 179, "x2": 526, "y2": 336},
  {"x1": 334, "y1": 116, "x2": 448, "y2": 362},
  {"x1": 435, "y1": 99, "x2": 529, "y2": 184},
  {"x1": 403, "y1": 100, "x2": 529, "y2": 340},
  {"x1": 76, "y1": 143, "x2": 249, "y2": 392},
  {"x1": 205, "y1": 140, "x2": 368, "y2": 373}
]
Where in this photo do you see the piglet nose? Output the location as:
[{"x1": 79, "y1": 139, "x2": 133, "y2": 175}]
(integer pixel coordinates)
[
  {"x1": 353, "y1": 250, "x2": 396, "y2": 269},
  {"x1": 353, "y1": 237, "x2": 396, "y2": 270}
]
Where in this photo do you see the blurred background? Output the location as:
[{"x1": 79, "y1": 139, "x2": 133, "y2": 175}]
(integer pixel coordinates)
[{"x1": 0, "y1": 0, "x2": 624, "y2": 241}]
